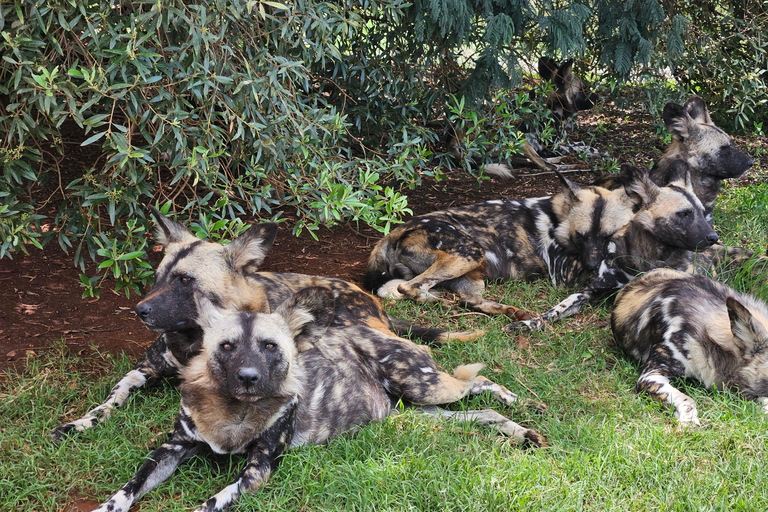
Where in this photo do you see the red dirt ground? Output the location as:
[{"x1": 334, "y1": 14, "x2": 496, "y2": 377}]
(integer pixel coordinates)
[{"x1": 1, "y1": 104, "x2": 762, "y2": 376}]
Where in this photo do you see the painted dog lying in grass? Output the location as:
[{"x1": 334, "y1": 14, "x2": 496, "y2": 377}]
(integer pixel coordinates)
[
  {"x1": 91, "y1": 286, "x2": 544, "y2": 512},
  {"x1": 365, "y1": 171, "x2": 636, "y2": 318},
  {"x1": 52, "y1": 208, "x2": 480, "y2": 440},
  {"x1": 612, "y1": 268, "x2": 768, "y2": 428}
]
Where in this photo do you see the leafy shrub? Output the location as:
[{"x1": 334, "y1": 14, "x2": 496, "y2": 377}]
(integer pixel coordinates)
[{"x1": 6, "y1": 0, "x2": 754, "y2": 297}]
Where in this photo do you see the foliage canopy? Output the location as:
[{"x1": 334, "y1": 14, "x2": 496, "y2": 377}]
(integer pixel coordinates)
[{"x1": 1, "y1": 0, "x2": 765, "y2": 295}]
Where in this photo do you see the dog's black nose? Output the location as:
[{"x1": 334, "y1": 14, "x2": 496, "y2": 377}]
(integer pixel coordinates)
[
  {"x1": 236, "y1": 367, "x2": 260, "y2": 387},
  {"x1": 706, "y1": 233, "x2": 719, "y2": 245},
  {"x1": 135, "y1": 302, "x2": 152, "y2": 319}
]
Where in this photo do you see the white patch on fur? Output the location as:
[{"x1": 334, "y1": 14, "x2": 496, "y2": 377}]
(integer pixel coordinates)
[
  {"x1": 94, "y1": 491, "x2": 132, "y2": 512},
  {"x1": 198, "y1": 480, "x2": 241, "y2": 512},
  {"x1": 69, "y1": 370, "x2": 148, "y2": 432},
  {"x1": 420, "y1": 367, "x2": 435, "y2": 374},
  {"x1": 376, "y1": 279, "x2": 407, "y2": 299},
  {"x1": 453, "y1": 363, "x2": 484, "y2": 381}
]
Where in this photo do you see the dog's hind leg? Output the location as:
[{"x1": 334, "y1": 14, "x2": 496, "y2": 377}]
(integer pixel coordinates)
[
  {"x1": 446, "y1": 271, "x2": 531, "y2": 320},
  {"x1": 51, "y1": 334, "x2": 182, "y2": 440},
  {"x1": 376, "y1": 348, "x2": 546, "y2": 447},
  {"x1": 419, "y1": 406, "x2": 546, "y2": 447}
]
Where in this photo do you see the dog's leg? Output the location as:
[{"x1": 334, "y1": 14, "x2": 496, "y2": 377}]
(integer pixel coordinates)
[
  {"x1": 419, "y1": 406, "x2": 546, "y2": 447},
  {"x1": 395, "y1": 251, "x2": 482, "y2": 304},
  {"x1": 636, "y1": 368, "x2": 700, "y2": 428},
  {"x1": 504, "y1": 290, "x2": 592, "y2": 334},
  {"x1": 194, "y1": 401, "x2": 296, "y2": 512},
  {"x1": 447, "y1": 271, "x2": 531, "y2": 320},
  {"x1": 51, "y1": 335, "x2": 181, "y2": 440},
  {"x1": 93, "y1": 425, "x2": 203, "y2": 512},
  {"x1": 376, "y1": 350, "x2": 546, "y2": 447}
]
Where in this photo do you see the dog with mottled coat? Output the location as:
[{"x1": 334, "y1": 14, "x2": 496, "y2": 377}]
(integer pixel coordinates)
[
  {"x1": 364, "y1": 171, "x2": 636, "y2": 318},
  {"x1": 91, "y1": 286, "x2": 545, "y2": 512},
  {"x1": 611, "y1": 268, "x2": 768, "y2": 428},
  {"x1": 51, "y1": 208, "x2": 478, "y2": 440}
]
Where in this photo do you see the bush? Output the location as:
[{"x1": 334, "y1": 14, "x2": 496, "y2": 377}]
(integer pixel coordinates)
[{"x1": 5, "y1": 0, "x2": 762, "y2": 296}]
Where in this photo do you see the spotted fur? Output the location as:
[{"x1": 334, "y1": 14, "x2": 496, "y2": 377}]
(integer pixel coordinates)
[
  {"x1": 509, "y1": 162, "x2": 722, "y2": 332},
  {"x1": 91, "y1": 287, "x2": 545, "y2": 512},
  {"x1": 51, "y1": 209, "x2": 479, "y2": 440},
  {"x1": 611, "y1": 268, "x2": 768, "y2": 427},
  {"x1": 364, "y1": 172, "x2": 636, "y2": 318}
]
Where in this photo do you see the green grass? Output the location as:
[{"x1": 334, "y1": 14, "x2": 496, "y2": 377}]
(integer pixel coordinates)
[{"x1": 2, "y1": 180, "x2": 768, "y2": 512}]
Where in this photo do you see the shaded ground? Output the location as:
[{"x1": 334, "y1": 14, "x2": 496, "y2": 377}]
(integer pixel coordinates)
[{"x1": 1, "y1": 103, "x2": 763, "y2": 375}]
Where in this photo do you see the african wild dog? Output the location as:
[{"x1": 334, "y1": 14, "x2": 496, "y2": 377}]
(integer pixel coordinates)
[
  {"x1": 594, "y1": 96, "x2": 753, "y2": 224},
  {"x1": 91, "y1": 286, "x2": 545, "y2": 512},
  {"x1": 507, "y1": 161, "x2": 723, "y2": 333},
  {"x1": 364, "y1": 171, "x2": 636, "y2": 318},
  {"x1": 537, "y1": 57, "x2": 599, "y2": 129},
  {"x1": 612, "y1": 268, "x2": 768, "y2": 428},
  {"x1": 452, "y1": 58, "x2": 598, "y2": 177},
  {"x1": 51, "y1": 208, "x2": 479, "y2": 440}
]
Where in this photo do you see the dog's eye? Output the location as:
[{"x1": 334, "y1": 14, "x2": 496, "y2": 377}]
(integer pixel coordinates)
[
  {"x1": 264, "y1": 343, "x2": 275, "y2": 351},
  {"x1": 221, "y1": 341, "x2": 234, "y2": 351},
  {"x1": 677, "y1": 210, "x2": 689, "y2": 218},
  {"x1": 179, "y1": 275, "x2": 193, "y2": 284}
]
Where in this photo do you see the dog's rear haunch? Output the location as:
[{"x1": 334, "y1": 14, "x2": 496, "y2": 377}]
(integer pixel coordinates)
[
  {"x1": 91, "y1": 287, "x2": 545, "y2": 512},
  {"x1": 612, "y1": 268, "x2": 768, "y2": 428}
]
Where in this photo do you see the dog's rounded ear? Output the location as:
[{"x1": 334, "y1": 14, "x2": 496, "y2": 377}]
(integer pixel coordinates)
[
  {"x1": 538, "y1": 57, "x2": 559, "y2": 81},
  {"x1": 224, "y1": 223, "x2": 279, "y2": 276},
  {"x1": 684, "y1": 96, "x2": 712, "y2": 125},
  {"x1": 661, "y1": 160, "x2": 693, "y2": 189},
  {"x1": 620, "y1": 164, "x2": 658, "y2": 207},
  {"x1": 556, "y1": 59, "x2": 575, "y2": 79},
  {"x1": 275, "y1": 286, "x2": 335, "y2": 351},
  {"x1": 662, "y1": 102, "x2": 698, "y2": 142},
  {"x1": 725, "y1": 296, "x2": 767, "y2": 359},
  {"x1": 555, "y1": 170, "x2": 582, "y2": 206},
  {"x1": 149, "y1": 205, "x2": 196, "y2": 246}
]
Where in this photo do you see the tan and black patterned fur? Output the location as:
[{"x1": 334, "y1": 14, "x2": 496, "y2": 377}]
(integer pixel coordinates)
[
  {"x1": 511, "y1": 162, "x2": 767, "y2": 333},
  {"x1": 51, "y1": 208, "x2": 478, "y2": 440},
  {"x1": 92, "y1": 287, "x2": 545, "y2": 512},
  {"x1": 365, "y1": 172, "x2": 635, "y2": 318},
  {"x1": 612, "y1": 268, "x2": 768, "y2": 427}
]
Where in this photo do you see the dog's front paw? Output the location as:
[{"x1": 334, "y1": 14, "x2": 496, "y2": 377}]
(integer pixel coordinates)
[
  {"x1": 51, "y1": 422, "x2": 77, "y2": 441},
  {"x1": 674, "y1": 402, "x2": 701, "y2": 429},
  {"x1": 504, "y1": 317, "x2": 544, "y2": 335}
]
